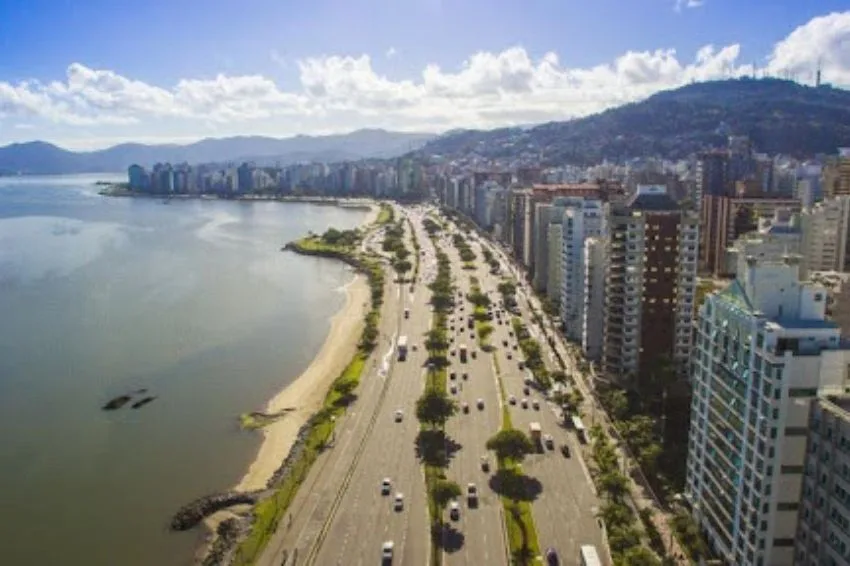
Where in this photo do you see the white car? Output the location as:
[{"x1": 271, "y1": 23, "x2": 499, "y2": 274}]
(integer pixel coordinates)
[
  {"x1": 544, "y1": 434, "x2": 555, "y2": 450},
  {"x1": 394, "y1": 409, "x2": 404, "y2": 422},
  {"x1": 476, "y1": 398, "x2": 485, "y2": 409},
  {"x1": 532, "y1": 400, "x2": 540, "y2": 410},
  {"x1": 521, "y1": 398, "x2": 529, "y2": 409},
  {"x1": 381, "y1": 478, "x2": 392, "y2": 495},
  {"x1": 449, "y1": 501, "x2": 461, "y2": 520},
  {"x1": 394, "y1": 492, "x2": 404, "y2": 511},
  {"x1": 467, "y1": 483, "x2": 479, "y2": 505},
  {"x1": 382, "y1": 540, "x2": 394, "y2": 560},
  {"x1": 450, "y1": 384, "x2": 458, "y2": 394}
]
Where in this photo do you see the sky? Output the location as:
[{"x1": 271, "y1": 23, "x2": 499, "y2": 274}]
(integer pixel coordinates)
[{"x1": 1, "y1": 0, "x2": 849, "y2": 150}]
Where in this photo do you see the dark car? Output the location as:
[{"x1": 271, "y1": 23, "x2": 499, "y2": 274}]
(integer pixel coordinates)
[{"x1": 545, "y1": 548, "x2": 560, "y2": 566}]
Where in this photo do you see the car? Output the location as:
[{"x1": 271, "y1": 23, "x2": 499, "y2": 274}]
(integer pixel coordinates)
[
  {"x1": 518, "y1": 361, "x2": 525, "y2": 370},
  {"x1": 461, "y1": 372, "x2": 468, "y2": 380},
  {"x1": 509, "y1": 395, "x2": 517, "y2": 405},
  {"x1": 545, "y1": 547, "x2": 560, "y2": 566},
  {"x1": 476, "y1": 398, "x2": 485, "y2": 409},
  {"x1": 467, "y1": 483, "x2": 479, "y2": 506},
  {"x1": 502, "y1": 339, "x2": 509, "y2": 347},
  {"x1": 394, "y1": 493, "x2": 404, "y2": 511},
  {"x1": 469, "y1": 333, "x2": 475, "y2": 339},
  {"x1": 532, "y1": 400, "x2": 540, "y2": 411},
  {"x1": 523, "y1": 386, "x2": 530, "y2": 395},
  {"x1": 560, "y1": 444, "x2": 571, "y2": 458},
  {"x1": 462, "y1": 402, "x2": 469, "y2": 413},
  {"x1": 508, "y1": 330, "x2": 513, "y2": 337},
  {"x1": 409, "y1": 286, "x2": 414, "y2": 292},
  {"x1": 450, "y1": 371, "x2": 457, "y2": 380},
  {"x1": 513, "y1": 344, "x2": 519, "y2": 351},
  {"x1": 450, "y1": 384, "x2": 458, "y2": 394},
  {"x1": 394, "y1": 409, "x2": 404, "y2": 422},
  {"x1": 471, "y1": 351, "x2": 477, "y2": 359},
  {"x1": 449, "y1": 501, "x2": 461, "y2": 520},
  {"x1": 382, "y1": 540, "x2": 395, "y2": 561},
  {"x1": 506, "y1": 352, "x2": 512, "y2": 360},
  {"x1": 544, "y1": 434, "x2": 555, "y2": 450},
  {"x1": 521, "y1": 398, "x2": 528, "y2": 409},
  {"x1": 480, "y1": 456, "x2": 490, "y2": 472},
  {"x1": 381, "y1": 478, "x2": 392, "y2": 495}
]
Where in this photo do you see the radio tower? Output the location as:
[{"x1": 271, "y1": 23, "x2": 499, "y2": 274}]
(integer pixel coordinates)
[{"x1": 816, "y1": 58, "x2": 822, "y2": 87}]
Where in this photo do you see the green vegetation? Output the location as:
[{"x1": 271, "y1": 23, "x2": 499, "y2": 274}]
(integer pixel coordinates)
[
  {"x1": 464, "y1": 277, "x2": 494, "y2": 349},
  {"x1": 423, "y1": 217, "x2": 442, "y2": 236},
  {"x1": 238, "y1": 409, "x2": 293, "y2": 430},
  {"x1": 416, "y1": 229, "x2": 457, "y2": 566},
  {"x1": 407, "y1": 217, "x2": 421, "y2": 281},
  {"x1": 382, "y1": 220, "x2": 414, "y2": 279},
  {"x1": 672, "y1": 510, "x2": 708, "y2": 562},
  {"x1": 451, "y1": 232, "x2": 477, "y2": 263},
  {"x1": 234, "y1": 217, "x2": 388, "y2": 565},
  {"x1": 376, "y1": 203, "x2": 394, "y2": 225},
  {"x1": 487, "y1": 376, "x2": 540, "y2": 565},
  {"x1": 587, "y1": 426, "x2": 665, "y2": 565},
  {"x1": 510, "y1": 317, "x2": 551, "y2": 389}
]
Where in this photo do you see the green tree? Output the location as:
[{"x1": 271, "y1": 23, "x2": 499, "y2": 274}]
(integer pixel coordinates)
[
  {"x1": 430, "y1": 478, "x2": 462, "y2": 521},
  {"x1": 486, "y1": 429, "x2": 535, "y2": 463},
  {"x1": 597, "y1": 501, "x2": 633, "y2": 530},
  {"x1": 606, "y1": 389, "x2": 629, "y2": 421},
  {"x1": 598, "y1": 470, "x2": 629, "y2": 501},
  {"x1": 416, "y1": 388, "x2": 458, "y2": 429},
  {"x1": 621, "y1": 544, "x2": 662, "y2": 566}
]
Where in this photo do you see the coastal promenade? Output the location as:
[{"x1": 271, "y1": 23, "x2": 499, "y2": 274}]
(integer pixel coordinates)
[{"x1": 257, "y1": 207, "x2": 430, "y2": 566}]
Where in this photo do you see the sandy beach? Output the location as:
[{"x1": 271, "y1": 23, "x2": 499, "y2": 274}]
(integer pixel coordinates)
[{"x1": 234, "y1": 203, "x2": 379, "y2": 492}]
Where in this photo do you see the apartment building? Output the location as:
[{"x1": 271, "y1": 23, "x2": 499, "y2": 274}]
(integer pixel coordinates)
[
  {"x1": 823, "y1": 149, "x2": 850, "y2": 199},
  {"x1": 725, "y1": 210, "x2": 802, "y2": 277},
  {"x1": 602, "y1": 185, "x2": 698, "y2": 386},
  {"x1": 560, "y1": 199, "x2": 606, "y2": 341},
  {"x1": 583, "y1": 237, "x2": 606, "y2": 361},
  {"x1": 795, "y1": 393, "x2": 850, "y2": 566},
  {"x1": 686, "y1": 256, "x2": 850, "y2": 566},
  {"x1": 800, "y1": 196, "x2": 850, "y2": 275}
]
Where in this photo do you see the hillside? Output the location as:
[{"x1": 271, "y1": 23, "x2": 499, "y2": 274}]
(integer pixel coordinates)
[
  {"x1": 0, "y1": 129, "x2": 435, "y2": 175},
  {"x1": 420, "y1": 78, "x2": 850, "y2": 164}
]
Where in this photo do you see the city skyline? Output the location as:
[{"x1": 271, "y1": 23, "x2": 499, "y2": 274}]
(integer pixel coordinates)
[{"x1": 1, "y1": 2, "x2": 849, "y2": 149}]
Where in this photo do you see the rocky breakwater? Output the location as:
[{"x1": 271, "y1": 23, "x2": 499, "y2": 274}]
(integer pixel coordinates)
[{"x1": 170, "y1": 491, "x2": 265, "y2": 531}]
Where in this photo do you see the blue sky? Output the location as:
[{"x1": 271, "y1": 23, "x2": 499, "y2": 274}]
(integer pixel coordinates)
[{"x1": 1, "y1": 0, "x2": 849, "y2": 149}]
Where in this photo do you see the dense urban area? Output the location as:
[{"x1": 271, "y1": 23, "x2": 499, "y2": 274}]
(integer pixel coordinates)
[{"x1": 121, "y1": 106, "x2": 850, "y2": 566}]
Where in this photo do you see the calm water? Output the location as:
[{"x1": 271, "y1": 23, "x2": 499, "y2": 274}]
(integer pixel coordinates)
[{"x1": 0, "y1": 175, "x2": 369, "y2": 566}]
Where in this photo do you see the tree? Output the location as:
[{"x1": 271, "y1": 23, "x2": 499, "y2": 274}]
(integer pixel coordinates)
[
  {"x1": 486, "y1": 429, "x2": 535, "y2": 463},
  {"x1": 597, "y1": 501, "x2": 633, "y2": 530},
  {"x1": 550, "y1": 370, "x2": 567, "y2": 384},
  {"x1": 598, "y1": 470, "x2": 629, "y2": 501},
  {"x1": 621, "y1": 545, "x2": 662, "y2": 566},
  {"x1": 416, "y1": 388, "x2": 458, "y2": 429},
  {"x1": 606, "y1": 389, "x2": 629, "y2": 421},
  {"x1": 608, "y1": 525, "x2": 642, "y2": 555},
  {"x1": 497, "y1": 281, "x2": 517, "y2": 297},
  {"x1": 393, "y1": 259, "x2": 413, "y2": 274},
  {"x1": 430, "y1": 478, "x2": 461, "y2": 520}
]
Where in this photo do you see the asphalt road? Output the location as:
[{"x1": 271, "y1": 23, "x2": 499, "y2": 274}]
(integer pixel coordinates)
[
  {"x1": 472, "y1": 235, "x2": 608, "y2": 565},
  {"x1": 258, "y1": 208, "x2": 430, "y2": 566},
  {"x1": 440, "y1": 239, "x2": 508, "y2": 566}
]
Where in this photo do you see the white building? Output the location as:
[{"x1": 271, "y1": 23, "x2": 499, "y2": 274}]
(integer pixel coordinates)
[
  {"x1": 726, "y1": 210, "x2": 802, "y2": 277},
  {"x1": 801, "y1": 196, "x2": 850, "y2": 275},
  {"x1": 547, "y1": 221, "x2": 563, "y2": 306},
  {"x1": 560, "y1": 199, "x2": 606, "y2": 341},
  {"x1": 686, "y1": 255, "x2": 850, "y2": 566},
  {"x1": 582, "y1": 237, "x2": 606, "y2": 360}
]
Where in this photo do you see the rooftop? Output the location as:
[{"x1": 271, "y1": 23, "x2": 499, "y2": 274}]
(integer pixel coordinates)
[{"x1": 766, "y1": 318, "x2": 839, "y2": 330}]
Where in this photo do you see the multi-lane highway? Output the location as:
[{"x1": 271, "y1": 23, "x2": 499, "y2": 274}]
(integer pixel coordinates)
[
  {"x1": 257, "y1": 205, "x2": 607, "y2": 566},
  {"x1": 440, "y1": 235, "x2": 508, "y2": 566}
]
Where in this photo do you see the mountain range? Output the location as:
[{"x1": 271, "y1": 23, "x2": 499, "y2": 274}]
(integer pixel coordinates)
[
  {"x1": 418, "y1": 78, "x2": 850, "y2": 165},
  {"x1": 0, "y1": 129, "x2": 436, "y2": 175}
]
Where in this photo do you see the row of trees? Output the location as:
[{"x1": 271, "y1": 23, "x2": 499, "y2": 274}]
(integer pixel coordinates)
[
  {"x1": 381, "y1": 221, "x2": 413, "y2": 277},
  {"x1": 451, "y1": 233, "x2": 477, "y2": 265},
  {"x1": 589, "y1": 427, "x2": 668, "y2": 566},
  {"x1": 510, "y1": 317, "x2": 550, "y2": 388}
]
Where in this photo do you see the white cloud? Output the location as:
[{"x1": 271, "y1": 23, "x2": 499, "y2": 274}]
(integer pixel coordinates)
[
  {"x1": 675, "y1": 0, "x2": 704, "y2": 12},
  {"x1": 386, "y1": 47, "x2": 397, "y2": 59},
  {"x1": 1, "y1": 10, "x2": 849, "y2": 148}
]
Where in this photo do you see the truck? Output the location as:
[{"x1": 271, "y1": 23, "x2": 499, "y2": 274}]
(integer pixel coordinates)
[
  {"x1": 459, "y1": 344, "x2": 468, "y2": 363},
  {"x1": 529, "y1": 422, "x2": 542, "y2": 447},
  {"x1": 397, "y1": 336, "x2": 409, "y2": 361}
]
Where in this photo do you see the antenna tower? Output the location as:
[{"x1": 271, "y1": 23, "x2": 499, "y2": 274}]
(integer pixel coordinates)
[{"x1": 816, "y1": 57, "x2": 822, "y2": 87}]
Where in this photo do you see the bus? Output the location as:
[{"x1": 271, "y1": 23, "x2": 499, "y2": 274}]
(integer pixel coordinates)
[
  {"x1": 571, "y1": 415, "x2": 587, "y2": 444},
  {"x1": 579, "y1": 545, "x2": 602, "y2": 566}
]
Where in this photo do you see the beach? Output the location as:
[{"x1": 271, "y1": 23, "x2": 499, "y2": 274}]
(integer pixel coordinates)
[{"x1": 234, "y1": 203, "x2": 379, "y2": 493}]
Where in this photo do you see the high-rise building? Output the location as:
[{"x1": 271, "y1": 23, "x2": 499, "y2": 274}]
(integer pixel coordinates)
[
  {"x1": 237, "y1": 162, "x2": 254, "y2": 193},
  {"x1": 127, "y1": 164, "x2": 149, "y2": 191},
  {"x1": 532, "y1": 202, "x2": 556, "y2": 292},
  {"x1": 795, "y1": 393, "x2": 850, "y2": 566},
  {"x1": 823, "y1": 149, "x2": 850, "y2": 199},
  {"x1": 602, "y1": 185, "x2": 698, "y2": 386},
  {"x1": 583, "y1": 237, "x2": 606, "y2": 361},
  {"x1": 696, "y1": 151, "x2": 730, "y2": 206},
  {"x1": 547, "y1": 221, "x2": 563, "y2": 307},
  {"x1": 560, "y1": 199, "x2": 606, "y2": 341},
  {"x1": 800, "y1": 196, "x2": 850, "y2": 275},
  {"x1": 508, "y1": 189, "x2": 534, "y2": 268},
  {"x1": 700, "y1": 195, "x2": 801, "y2": 276},
  {"x1": 686, "y1": 256, "x2": 850, "y2": 566}
]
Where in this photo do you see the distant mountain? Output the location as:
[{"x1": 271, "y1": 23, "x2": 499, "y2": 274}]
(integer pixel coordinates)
[
  {"x1": 0, "y1": 129, "x2": 435, "y2": 175},
  {"x1": 419, "y1": 78, "x2": 850, "y2": 164}
]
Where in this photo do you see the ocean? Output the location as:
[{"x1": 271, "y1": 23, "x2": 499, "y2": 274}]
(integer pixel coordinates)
[{"x1": 0, "y1": 174, "x2": 369, "y2": 566}]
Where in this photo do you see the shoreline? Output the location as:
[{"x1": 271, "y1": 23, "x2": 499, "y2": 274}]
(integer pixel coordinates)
[{"x1": 233, "y1": 203, "x2": 379, "y2": 493}]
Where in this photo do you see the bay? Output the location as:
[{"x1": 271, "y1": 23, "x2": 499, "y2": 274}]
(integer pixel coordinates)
[{"x1": 0, "y1": 174, "x2": 369, "y2": 566}]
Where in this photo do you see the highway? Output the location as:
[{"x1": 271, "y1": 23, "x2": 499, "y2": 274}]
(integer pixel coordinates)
[
  {"x1": 469, "y1": 233, "x2": 607, "y2": 564},
  {"x1": 258, "y1": 207, "x2": 430, "y2": 566},
  {"x1": 440, "y1": 235, "x2": 508, "y2": 566}
]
